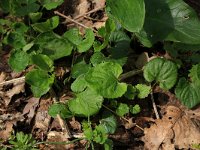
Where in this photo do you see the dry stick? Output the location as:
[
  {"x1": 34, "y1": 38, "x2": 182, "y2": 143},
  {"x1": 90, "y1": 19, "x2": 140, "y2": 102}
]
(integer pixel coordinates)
[
  {"x1": 0, "y1": 76, "x2": 25, "y2": 87},
  {"x1": 54, "y1": 11, "x2": 97, "y2": 33},
  {"x1": 102, "y1": 104, "x2": 144, "y2": 131},
  {"x1": 150, "y1": 91, "x2": 160, "y2": 119},
  {"x1": 49, "y1": 89, "x2": 72, "y2": 138},
  {"x1": 73, "y1": 6, "x2": 106, "y2": 20}
]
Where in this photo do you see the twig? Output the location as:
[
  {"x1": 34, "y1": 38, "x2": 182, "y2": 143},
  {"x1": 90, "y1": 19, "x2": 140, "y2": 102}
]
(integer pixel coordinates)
[
  {"x1": 74, "y1": 6, "x2": 105, "y2": 20},
  {"x1": 150, "y1": 91, "x2": 160, "y2": 119},
  {"x1": 49, "y1": 89, "x2": 72, "y2": 138},
  {"x1": 119, "y1": 69, "x2": 143, "y2": 81},
  {"x1": 54, "y1": 11, "x2": 97, "y2": 33},
  {"x1": 0, "y1": 76, "x2": 25, "y2": 87}
]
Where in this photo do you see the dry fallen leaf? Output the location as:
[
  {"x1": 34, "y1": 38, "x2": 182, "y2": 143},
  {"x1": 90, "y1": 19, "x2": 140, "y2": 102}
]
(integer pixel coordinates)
[
  {"x1": 23, "y1": 97, "x2": 39, "y2": 123},
  {"x1": 46, "y1": 131, "x2": 74, "y2": 150},
  {"x1": 142, "y1": 105, "x2": 200, "y2": 150},
  {"x1": 0, "y1": 122, "x2": 13, "y2": 140}
]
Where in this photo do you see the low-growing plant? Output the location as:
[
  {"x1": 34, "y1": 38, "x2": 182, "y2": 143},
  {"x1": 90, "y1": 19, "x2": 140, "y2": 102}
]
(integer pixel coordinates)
[{"x1": 1, "y1": 0, "x2": 200, "y2": 149}]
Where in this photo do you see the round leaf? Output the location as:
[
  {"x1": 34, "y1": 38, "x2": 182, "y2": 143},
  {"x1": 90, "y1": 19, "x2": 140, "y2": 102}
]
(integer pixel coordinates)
[
  {"x1": 9, "y1": 50, "x2": 29, "y2": 72},
  {"x1": 144, "y1": 58, "x2": 177, "y2": 90},
  {"x1": 68, "y1": 89, "x2": 103, "y2": 117},
  {"x1": 175, "y1": 78, "x2": 200, "y2": 108},
  {"x1": 85, "y1": 62, "x2": 127, "y2": 98}
]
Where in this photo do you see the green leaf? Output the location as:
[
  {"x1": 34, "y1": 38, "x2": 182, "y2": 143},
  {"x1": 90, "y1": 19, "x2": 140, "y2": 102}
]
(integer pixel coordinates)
[
  {"x1": 11, "y1": 0, "x2": 40, "y2": 16},
  {"x1": 107, "y1": 0, "x2": 145, "y2": 32},
  {"x1": 42, "y1": 0, "x2": 64, "y2": 10},
  {"x1": 116, "y1": 103, "x2": 129, "y2": 117},
  {"x1": 109, "y1": 31, "x2": 130, "y2": 43},
  {"x1": 29, "y1": 12, "x2": 42, "y2": 23},
  {"x1": 90, "y1": 52, "x2": 107, "y2": 66},
  {"x1": 4, "y1": 32, "x2": 26, "y2": 49},
  {"x1": 175, "y1": 78, "x2": 200, "y2": 108},
  {"x1": 136, "y1": 0, "x2": 200, "y2": 46},
  {"x1": 85, "y1": 62, "x2": 127, "y2": 98},
  {"x1": 100, "y1": 114, "x2": 117, "y2": 134},
  {"x1": 135, "y1": 84, "x2": 151, "y2": 99},
  {"x1": 77, "y1": 29, "x2": 95, "y2": 52},
  {"x1": 104, "y1": 139, "x2": 113, "y2": 150},
  {"x1": 48, "y1": 103, "x2": 73, "y2": 119},
  {"x1": 93, "y1": 39, "x2": 109, "y2": 52},
  {"x1": 82, "y1": 121, "x2": 93, "y2": 140},
  {"x1": 31, "y1": 54, "x2": 54, "y2": 72},
  {"x1": 124, "y1": 85, "x2": 137, "y2": 100},
  {"x1": 63, "y1": 28, "x2": 82, "y2": 46},
  {"x1": 71, "y1": 61, "x2": 91, "y2": 79},
  {"x1": 130, "y1": 104, "x2": 141, "y2": 114},
  {"x1": 189, "y1": 64, "x2": 200, "y2": 86},
  {"x1": 32, "y1": 16, "x2": 59, "y2": 33},
  {"x1": 35, "y1": 32, "x2": 73, "y2": 60},
  {"x1": 9, "y1": 50, "x2": 29, "y2": 72},
  {"x1": 68, "y1": 89, "x2": 103, "y2": 117},
  {"x1": 25, "y1": 69, "x2": 54, "y2": 97},
  {"x1": 93, "y1": 125, "x2": 108, "y2": 144},
  {"x1": 144, "y1": 58, "x2": 178, "y2": 90},
  {"x1": 71, "y1": 75, "x2": 87, "y2": 92}
]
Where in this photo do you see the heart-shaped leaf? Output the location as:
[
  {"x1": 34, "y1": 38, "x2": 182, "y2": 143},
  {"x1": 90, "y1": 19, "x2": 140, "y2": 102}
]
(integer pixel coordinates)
[
  {"x1": 85, "y1": 62, "x2": 127, "y2": 98},
  {"x1": 144, "y1": 57, "x2": 177, "y2": 90}
]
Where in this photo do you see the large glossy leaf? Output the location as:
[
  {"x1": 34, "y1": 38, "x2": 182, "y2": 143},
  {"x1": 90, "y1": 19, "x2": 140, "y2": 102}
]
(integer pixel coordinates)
[
  {"x1": 71, "y1": 61, "x2": 91, "y2": 79},
  {"x1": 9, "y1": 50, "x2": 29, "y2": 72},
  {"x1": 144, "y1": 58, "x2": 177, "y2": 90},
  {"x1": 42, "y1": 0, "x2": 64, "y2": 10},
  {"x1": 136, "y1": 0, "x2": 200, "y2": 47},
  {"x1": 35, "y1": 32, "x2": 73, "y2": 60},
  {"x1": 107, "y1": 0, "x2": 145, "y2": 32},
  {"x1": 100, "y1": 114, "x2": 117, "y2": 134},
  {"x1": 175, "y1": 78, "x2": 200, "y2": 108},
  {"x1": 25, "y1": 69, "x2": 54, "y2": 97},
  {"x1": 68, "y1": 89, "x2": 103, "y2": 117},
  {"x1": 85, "y1": 62, "x2": 127, "y2": 98}
]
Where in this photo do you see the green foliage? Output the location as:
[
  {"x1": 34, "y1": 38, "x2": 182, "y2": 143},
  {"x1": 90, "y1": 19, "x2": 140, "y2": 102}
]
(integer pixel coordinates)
[
  {"x1": 135, "y1": 84, "x2": 151, "y2": 99},
  {"x1": 130, "y1": 104, "x2": 141, "y2": 115},
  {"x1": 9, "y1": 132, "x2": 38, "y2": 150},
  {"x1": 116, "y1": 103, "x2": 129, "y2": 117},
  {"x1": 189, "y1": 63, "x2": 200, "y2": 86},
  {"x1": 107, "y1": 0, "x2": 145, "y2": 32},
  {"x1": 25, "y1": 69, "x2": 54, "y2": 97},
  {"x1": 32, "y1": 16, "x2": 59, "y2": 33},
  {"x1": 175, "y1": 78, "x2": 200, "y2": 108},
  {"x1": 9, "y1": 50, "x2": 30, "y2": 72},
  {"x1": 41, "y1": 0, "x2": 64, "y2": 10},
  {"x1": 100, "y1": 113, "x2": 117, "y2": 134},
  {"x1": 35, "y1": 32, "x2": 73, "y2": 60},
  {"x1": 68, "y1": 89, "x2": 103, "y2": 117},
  {"x1": 85, "y1": 62, "x2": 127, "y2": 98},
  {"x1": 144, "y1": 58, "x2": 178, "y2": 90},
  {"x1": 48, "y1": 103, "x2": 73, "y2": 119}
]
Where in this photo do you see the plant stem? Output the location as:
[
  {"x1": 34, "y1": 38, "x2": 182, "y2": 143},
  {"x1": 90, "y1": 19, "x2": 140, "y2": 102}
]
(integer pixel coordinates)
[
  {"x1": 119, "y1": 69, "x2": 143, "y2": 81},
  {"x1": 36, "y1": 138, "x2": 84, "y2": 145}
]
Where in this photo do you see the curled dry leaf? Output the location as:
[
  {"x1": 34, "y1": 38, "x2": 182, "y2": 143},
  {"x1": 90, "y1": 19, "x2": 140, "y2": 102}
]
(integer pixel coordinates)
[{"x1": 142, "y1": 105, "x2": 200, "y2": 150}]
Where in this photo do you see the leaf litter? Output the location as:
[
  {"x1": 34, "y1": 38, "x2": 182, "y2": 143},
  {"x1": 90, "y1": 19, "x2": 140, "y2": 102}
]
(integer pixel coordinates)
[{"x1": 1, "y1": 0, "x2": 200, "y2": 150}]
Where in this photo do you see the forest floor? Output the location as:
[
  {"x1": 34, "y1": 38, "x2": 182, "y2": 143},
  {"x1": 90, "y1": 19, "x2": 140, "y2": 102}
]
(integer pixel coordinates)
[{"x1": 0, "y1": 0, "x2": 200, "y2": 150}]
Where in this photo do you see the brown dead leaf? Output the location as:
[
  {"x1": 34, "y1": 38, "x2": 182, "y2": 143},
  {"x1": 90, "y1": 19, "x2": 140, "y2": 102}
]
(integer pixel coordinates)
[
  {"x1": 46, "y1": 131, "x2": 74, "y2": 150},
  {"x1": 23, "y1": 97, "x2": 39, "y2": 123},
  {"x1": 69, "y1": 117, "x2": 81, "y2": 131},
  {"x1": 0, "y1": 72, "x2": 6, "y2": 83},
  {"x1": 93, "y1": 0, "x2": 105, "y2": 8},
  {"x1": 74, "y1": 0, "x2": 90, "y2": 17},
  {"x1": 142, "y1": 105, "x2": 200, "y2": 150},
  {"x1": 0, "y1": 122, "x2": 13, "y2": 140},
  {"x1": 33, "y1": 97, "x2": 51, "y2": 131}
]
